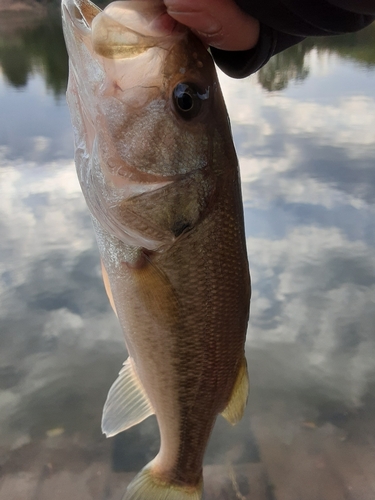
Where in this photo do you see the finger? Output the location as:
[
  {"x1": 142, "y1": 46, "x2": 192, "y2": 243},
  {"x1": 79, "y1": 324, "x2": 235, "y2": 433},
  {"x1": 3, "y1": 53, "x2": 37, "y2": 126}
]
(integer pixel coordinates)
[{"x1": 164, "y1": 0, "x2": 259, "y2": 51}]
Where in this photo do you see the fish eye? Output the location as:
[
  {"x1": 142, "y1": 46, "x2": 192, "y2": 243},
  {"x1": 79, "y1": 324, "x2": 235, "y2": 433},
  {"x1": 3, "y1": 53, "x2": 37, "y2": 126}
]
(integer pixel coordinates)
[{"x1": 173, "y1": 82, "x2": 207, "y2": 121}]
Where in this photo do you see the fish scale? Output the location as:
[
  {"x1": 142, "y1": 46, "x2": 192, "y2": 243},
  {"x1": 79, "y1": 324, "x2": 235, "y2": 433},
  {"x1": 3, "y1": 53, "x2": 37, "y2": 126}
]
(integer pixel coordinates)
[
  {"x1": 62, "y1": 0, "x2": 251, "y2": 498},
  {"x1": 150, "y1": 181, "x2": 249, "y2": 483}
]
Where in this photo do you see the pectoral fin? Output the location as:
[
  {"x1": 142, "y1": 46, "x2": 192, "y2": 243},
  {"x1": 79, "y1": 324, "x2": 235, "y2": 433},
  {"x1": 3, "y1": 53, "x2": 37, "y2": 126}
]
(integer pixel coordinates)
[
  {"x1": 221, "y1": 357, "x2": 249, "y2": 425},
  {"x1": 102, "y1": 358, "x2": 154, "y2": 437},
  {"x1": 101, "y1": 260, "x2": 117, "y2": 316}
]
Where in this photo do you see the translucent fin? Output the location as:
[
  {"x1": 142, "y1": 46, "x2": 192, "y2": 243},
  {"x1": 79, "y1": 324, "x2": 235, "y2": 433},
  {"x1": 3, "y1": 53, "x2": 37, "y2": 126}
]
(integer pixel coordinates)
[
  {"x1": 221, "y1": 357, "x2": 249, "y2": 425},
  {"x1": 102, "y1": 358, "x2": 154, "y2": 437},
  {"x1": 100, "y1": 260, "x2": 117, "y2": 316},
  {"x1": 124, "y1": 462, "x2": 202, "y2": 500}
]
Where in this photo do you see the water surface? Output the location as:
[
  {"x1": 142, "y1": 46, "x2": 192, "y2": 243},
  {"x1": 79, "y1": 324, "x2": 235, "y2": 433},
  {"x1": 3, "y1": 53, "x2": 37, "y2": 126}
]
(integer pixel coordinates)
[{"x1": 0, "y1": 10, "x2": 375, "y2": 499}]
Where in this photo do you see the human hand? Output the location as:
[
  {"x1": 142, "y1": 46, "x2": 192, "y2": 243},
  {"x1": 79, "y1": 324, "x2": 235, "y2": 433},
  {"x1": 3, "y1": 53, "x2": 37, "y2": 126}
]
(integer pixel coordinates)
[{"x1": 164, "y1": 0, "x2": 260, "y2": 51}]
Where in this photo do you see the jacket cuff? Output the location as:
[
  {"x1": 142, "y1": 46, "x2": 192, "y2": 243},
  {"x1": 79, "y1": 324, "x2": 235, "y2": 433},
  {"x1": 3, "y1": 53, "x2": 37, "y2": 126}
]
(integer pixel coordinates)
[{"x1": 210, "y1": 23, "x2": 304, "y2": 78}]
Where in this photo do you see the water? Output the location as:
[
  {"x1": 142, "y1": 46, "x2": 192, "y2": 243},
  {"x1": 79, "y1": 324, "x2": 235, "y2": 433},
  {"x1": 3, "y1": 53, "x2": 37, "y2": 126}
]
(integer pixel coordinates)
[{"x1": 0, "y1": 8, "x2": 375, "y2": 499}]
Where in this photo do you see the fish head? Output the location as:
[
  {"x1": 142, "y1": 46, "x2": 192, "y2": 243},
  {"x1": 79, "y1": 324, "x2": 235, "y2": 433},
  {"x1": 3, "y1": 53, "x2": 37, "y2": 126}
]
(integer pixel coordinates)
[{"x1": 62, "y1": 0, "x2": 236, "y2": 248}]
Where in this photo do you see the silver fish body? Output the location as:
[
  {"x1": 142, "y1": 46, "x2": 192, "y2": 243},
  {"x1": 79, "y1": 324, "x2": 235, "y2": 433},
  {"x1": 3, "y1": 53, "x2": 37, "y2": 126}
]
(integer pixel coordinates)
[{"x1": 61, "y1": 1, "x2": 250, "y2": 499}]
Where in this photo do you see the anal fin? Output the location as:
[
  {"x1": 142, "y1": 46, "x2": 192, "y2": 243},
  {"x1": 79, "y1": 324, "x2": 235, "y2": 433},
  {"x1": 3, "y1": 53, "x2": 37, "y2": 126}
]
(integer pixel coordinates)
[
  {"x1": 102, "y1": 358, "x2": 154, "y2": 437},
  {"x1": 221, "y1": 356, "x2": 249, "y2": 425}
]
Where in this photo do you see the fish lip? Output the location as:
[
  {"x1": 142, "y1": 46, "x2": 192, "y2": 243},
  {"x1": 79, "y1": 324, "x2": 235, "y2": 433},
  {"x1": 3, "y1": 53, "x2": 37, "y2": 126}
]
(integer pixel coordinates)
[{"x1": 61, "y1": 0, "x2": 99, "y2": 33}]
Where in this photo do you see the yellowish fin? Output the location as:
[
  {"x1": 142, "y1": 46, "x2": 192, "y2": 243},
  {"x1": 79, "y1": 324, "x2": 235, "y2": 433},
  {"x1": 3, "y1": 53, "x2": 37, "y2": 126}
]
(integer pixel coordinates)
[
  {"x1": 101, "y1": 260, "x2": 117, "y2": 316},
  {"x1": 102, "y1": 358, "x2": 154, "y2": 437},
  {"x1": 124, "y1": 463, "x2": 202, "y2": 500},
  {"x1": 221, "y1": 357, "x2": 249, "y2": 425}
]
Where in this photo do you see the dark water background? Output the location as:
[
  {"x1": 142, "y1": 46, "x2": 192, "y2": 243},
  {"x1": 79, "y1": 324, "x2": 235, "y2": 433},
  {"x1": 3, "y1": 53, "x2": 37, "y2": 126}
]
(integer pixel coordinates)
[{"x1": 0, "y1": 7, "x2": 375, "y2": 499}]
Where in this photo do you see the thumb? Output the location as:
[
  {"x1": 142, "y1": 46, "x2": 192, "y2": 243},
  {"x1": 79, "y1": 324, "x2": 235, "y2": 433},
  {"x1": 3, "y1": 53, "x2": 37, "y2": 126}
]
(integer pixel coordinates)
[{"x1": 164, "y1": 0, "x2": 259, "y2": 51}]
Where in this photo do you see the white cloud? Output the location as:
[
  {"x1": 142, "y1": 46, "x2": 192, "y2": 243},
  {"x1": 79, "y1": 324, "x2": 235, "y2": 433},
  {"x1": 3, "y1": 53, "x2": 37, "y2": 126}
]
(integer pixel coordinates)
[
  {"x1": 0, "y1": 153, "x2": 95, "y2": 317},
  {"x1": 305, "y1": 48, "x2": 338, "y2": 77},
  {"x1": 277, "y1": 96, "x2": 375, "y2": 151},
  {"x1": 247, "y1": 226, "x2": 375, "y2": 405},
  {"x1": 32, "y1": 135, "x2": 50, "y2": 153},
  {"x1": 219, "y1": 68, "x2": 375, "y2": 156}
]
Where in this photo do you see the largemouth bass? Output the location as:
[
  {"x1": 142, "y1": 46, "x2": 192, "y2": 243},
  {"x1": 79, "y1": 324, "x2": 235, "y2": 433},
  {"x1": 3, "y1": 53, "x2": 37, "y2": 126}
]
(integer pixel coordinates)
[{"x1": 61, "y1": 0, "x2": 251, "y2": 498}]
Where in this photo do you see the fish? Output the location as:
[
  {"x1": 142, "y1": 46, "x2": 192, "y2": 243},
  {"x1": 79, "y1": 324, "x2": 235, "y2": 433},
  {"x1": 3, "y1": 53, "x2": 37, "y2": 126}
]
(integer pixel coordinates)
[{"x1": 61, "y1": 0, "x2": 251, "y2": 499}]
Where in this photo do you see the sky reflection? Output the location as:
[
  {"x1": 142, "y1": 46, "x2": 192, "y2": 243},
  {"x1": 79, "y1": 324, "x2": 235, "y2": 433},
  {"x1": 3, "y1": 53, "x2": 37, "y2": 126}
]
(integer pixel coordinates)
[
  {"x1": 0, "y1": 15, "x2": 375, "y2": 498},
  {"x1": 0, "y1": 74, "x2": 72, "y2": 162},
  {"x1": 217, "y1": 50, "x2": 375, "y2": 416}
]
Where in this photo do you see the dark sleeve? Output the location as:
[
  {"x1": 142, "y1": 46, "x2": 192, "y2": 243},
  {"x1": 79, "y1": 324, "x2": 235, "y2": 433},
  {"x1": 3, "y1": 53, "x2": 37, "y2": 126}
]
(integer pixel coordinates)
[{"x1": 211, "y1": 0, "x2": 375, "y2": 78}]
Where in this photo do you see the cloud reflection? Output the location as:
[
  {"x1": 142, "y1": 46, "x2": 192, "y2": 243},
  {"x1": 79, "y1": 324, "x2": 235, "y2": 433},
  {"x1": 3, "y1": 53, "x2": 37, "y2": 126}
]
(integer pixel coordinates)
[
  {"x1": 0, "y1": 24, "x2": 374, "y2": 482},
  {"x1": 217, "y1": 69, "x2": 375, "y2": 410},
  {"x1": 0, "y1": 73, "x2": 73, "y2": 162},
  {"x1": 247, "y1": 228, "x2": 375, "y2": 409},
  {"x1": 0, "y1": 148, "x2": 126, "y2": 446}
]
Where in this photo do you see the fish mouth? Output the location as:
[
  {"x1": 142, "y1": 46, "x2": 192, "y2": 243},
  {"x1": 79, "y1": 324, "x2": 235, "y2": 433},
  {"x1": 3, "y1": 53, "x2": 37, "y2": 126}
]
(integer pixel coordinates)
[
  {"x1": 62, "y1": 0, "x2": 100, "y2": 33},
  {"x1": 62, "y1": 0, "x2": 186, "y2": 59}
]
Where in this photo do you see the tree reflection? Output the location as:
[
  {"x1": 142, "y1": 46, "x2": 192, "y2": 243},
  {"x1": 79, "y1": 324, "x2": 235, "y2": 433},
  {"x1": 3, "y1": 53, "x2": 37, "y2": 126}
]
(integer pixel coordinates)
[
  {"x1": 0, "y1": 9, "x2": 68, "y2": 95},
  {"x1": 22, "y1": 13, "x2": 70, "y2": 96},
  {"x1": 0, "y1": 2, "x2": 112, "y2": 95},
  {"x1": 314, "y1": 23, "x2": 375, "y2": 68},
  {"x1": 258, "y1": 43, "x2": 310, "y2": 92},
  {"x1": 258, "y1": 23, "x2": 375, "y2": 91},
  {"x1": 0, "y1": 44, "x2": 31, "y2": 88},
  {"x1": 0, "y1": 8, "x2": 374, "y2": 94}
]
